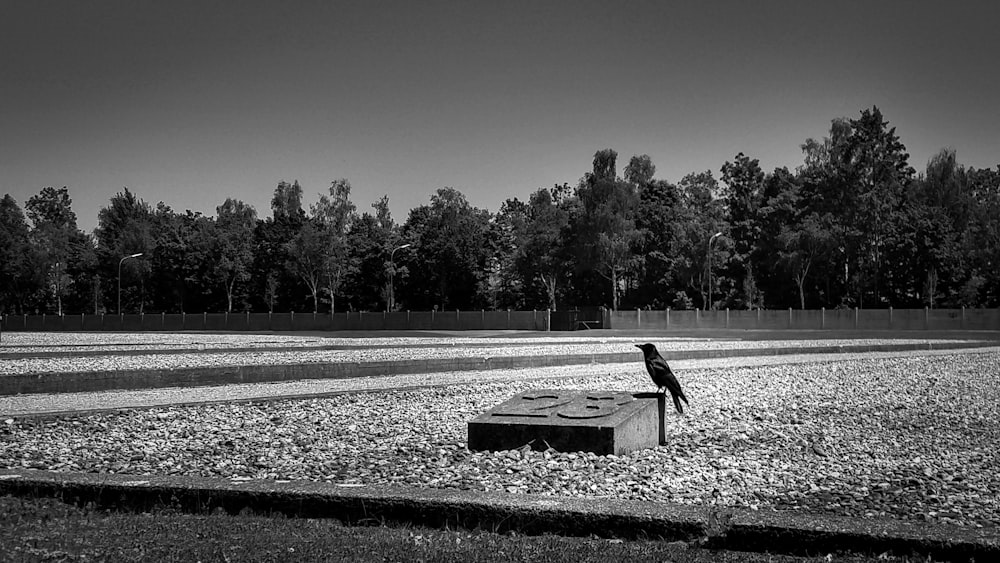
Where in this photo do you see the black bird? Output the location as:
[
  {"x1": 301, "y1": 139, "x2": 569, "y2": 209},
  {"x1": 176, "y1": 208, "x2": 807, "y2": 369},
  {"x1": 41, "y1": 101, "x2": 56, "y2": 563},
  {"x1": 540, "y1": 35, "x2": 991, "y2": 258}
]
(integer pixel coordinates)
[{"x1": 636, "y1": 343, "x2": 689, "y2": 414}]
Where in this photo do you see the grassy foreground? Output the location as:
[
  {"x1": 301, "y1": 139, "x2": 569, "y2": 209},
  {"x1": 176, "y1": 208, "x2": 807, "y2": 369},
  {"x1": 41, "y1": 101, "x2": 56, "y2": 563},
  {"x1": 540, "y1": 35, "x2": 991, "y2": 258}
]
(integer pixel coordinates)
[{"x1": 1, "y1": 495, "x2": 933, "y2": 563}]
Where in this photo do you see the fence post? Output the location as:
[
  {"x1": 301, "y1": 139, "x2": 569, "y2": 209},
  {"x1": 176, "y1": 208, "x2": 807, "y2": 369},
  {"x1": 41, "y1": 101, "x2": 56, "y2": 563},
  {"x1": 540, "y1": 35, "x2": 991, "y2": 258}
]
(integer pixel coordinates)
[
  {"x1": 961, "y1": 306, "x2": 966, "y2": 329},
  {"x1": 507, "y1": 309, "x2": 511, "y2": 330},
  {"x1": 666, "y1": 307, "x2": 670, "y2": 329},
  {"x1": 407, "y1": 310, "x2": 411, "y2": 329},
  {"x1": 888, "y1": 307, "x2": 893, "y2": 329},
  {"x1": 821, "y1": 307, "x2": 825, "y2": 330},
  {"x1": 290, "y1": 311, "x2": 294, "y2": 330},
  {"x1": 696, "y1": 308, "x2": 700, "y2": 328},
  {"x1": 924, "y1": 306, "x2": 928, "y2": 330},
  {"x1": 854, "y1": 307, "x2": 858, "y2": 329},
  {"x1": 546, "y1": 309, "x2": 551, "y2": 331},
  {"x1": 726, "y1": 308, "x2": 730, "y2": 329},
  {"x1": 637, "y1": 308, "x2": 641, "y2": 329},
  {"x1": 788, "y1": 307, "x2": 793, "y2": 329}
]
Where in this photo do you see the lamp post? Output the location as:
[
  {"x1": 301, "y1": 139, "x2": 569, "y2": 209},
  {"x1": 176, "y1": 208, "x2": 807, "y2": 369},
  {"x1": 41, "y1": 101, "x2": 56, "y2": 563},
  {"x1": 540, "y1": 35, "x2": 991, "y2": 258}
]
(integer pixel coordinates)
[
  {"x1": 388, "y1": 243, "x2": 411, "y2": 311},
  {"x1": 118, "y1": 253, "x2": 143, "y2": 314},
  {"x1": 707, "y1": 232, "x2": 722, "y2": 311}
]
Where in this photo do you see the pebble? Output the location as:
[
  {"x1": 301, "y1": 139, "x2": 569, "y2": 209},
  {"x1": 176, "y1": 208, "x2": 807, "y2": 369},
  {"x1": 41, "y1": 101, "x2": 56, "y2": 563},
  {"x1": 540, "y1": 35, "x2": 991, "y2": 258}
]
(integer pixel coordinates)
[{"x1": 1, "y1": 335, "x2": 999, "y2": 530}]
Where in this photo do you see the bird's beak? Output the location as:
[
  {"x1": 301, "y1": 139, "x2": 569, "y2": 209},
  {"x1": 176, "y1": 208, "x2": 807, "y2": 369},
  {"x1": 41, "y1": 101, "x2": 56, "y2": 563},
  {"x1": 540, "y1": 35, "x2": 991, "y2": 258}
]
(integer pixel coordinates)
[{"x1": 634, "y1": 344, "x2": 641, "y2": 349}]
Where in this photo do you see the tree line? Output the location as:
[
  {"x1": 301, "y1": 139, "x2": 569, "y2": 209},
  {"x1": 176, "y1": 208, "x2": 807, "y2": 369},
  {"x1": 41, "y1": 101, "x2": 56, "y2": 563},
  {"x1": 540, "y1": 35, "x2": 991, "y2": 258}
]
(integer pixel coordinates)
[{"x1": 2, "y1": 106, "x2": 998, "y2": 316}]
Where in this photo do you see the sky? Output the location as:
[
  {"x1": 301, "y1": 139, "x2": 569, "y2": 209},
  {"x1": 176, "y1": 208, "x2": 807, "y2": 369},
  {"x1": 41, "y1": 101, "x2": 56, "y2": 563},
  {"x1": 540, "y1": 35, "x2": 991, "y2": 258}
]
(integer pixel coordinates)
[{"x1": 2, "y1": 0, "x2": 998, "y2": 232}]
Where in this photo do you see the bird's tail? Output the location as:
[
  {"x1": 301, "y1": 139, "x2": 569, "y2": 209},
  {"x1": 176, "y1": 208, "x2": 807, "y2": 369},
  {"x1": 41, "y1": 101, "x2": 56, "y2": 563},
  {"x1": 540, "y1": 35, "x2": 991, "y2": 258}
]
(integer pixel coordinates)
[{"x1": 673, "y1": 394, "x2": 684, "y2": 414}]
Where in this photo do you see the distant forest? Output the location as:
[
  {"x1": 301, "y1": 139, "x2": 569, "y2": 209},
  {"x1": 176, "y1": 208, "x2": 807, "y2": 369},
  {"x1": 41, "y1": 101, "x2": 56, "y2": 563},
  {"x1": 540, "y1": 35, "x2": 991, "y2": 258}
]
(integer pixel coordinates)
[{"x1": 2, "y1": 106, "x2": 998, "y2": 315}]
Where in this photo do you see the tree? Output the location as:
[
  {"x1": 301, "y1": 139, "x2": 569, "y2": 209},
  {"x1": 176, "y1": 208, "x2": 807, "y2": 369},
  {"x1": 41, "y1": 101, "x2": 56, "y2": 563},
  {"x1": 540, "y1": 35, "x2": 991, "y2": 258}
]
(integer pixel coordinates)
[
  {"x1": 491, "y1": 197, "x2": 529, "y2": 309},
  {"x1": 634, "y1": 179, "x2": 682, "y2": 308},
  {"x1": 214, "y1": 198, "x2": 257, "y2": 312},
  {"x1": 843, "y1": 107, "x2": 915, "y2": 306},
  {"x1": 96, "y1": 188, "x2": 155, "y2": 313},
  {"x1": 0, "y1": 195, "x2": 33, "y2": 313},
  {"x1": 624, "y1": 154, "x2": 655, "y2": 188},
  {"x1": 515, "y1": 186, "x2": 573, "y2": 310},
  {"x1": 400, "y1": 187, "x2": 493, "y2": 310},
  {"x1": 149, "y1": 206, "x2": 215, "y2": 312},
  {"x1": 252, "y1": 180, "x2": 308, "y2": 312},
  {"x1": 344, "y1": 196, "x2": 398, "y2": 311},
  {"x1": 284, "y1": 219, "x2": 327, "y2": 313},
  {"x1": 569, "y1": 150, "x2": 644, "y2": 310},
  {"x1": 673, "y1": 171, "x2": 727, "y2": 308},
  {"x1": 777, "y1": 213, "x2": 834, "y2": 309},
  {"x1": 720, "y1": 153, "x2": 765, "y2": 308},
  {"x1": 26, "y1": 187, "x2": 91, "y2": 315},
  {"x1": 310, "y1": 179, "x2": 357, "y2": 312}
]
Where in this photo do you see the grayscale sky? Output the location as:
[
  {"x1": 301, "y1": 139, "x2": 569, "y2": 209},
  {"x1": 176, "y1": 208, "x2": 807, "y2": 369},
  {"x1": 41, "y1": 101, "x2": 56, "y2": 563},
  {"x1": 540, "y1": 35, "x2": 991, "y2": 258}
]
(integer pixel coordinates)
[{"x1": 3, "y1": 0, "x2": 998, "y2": 231}]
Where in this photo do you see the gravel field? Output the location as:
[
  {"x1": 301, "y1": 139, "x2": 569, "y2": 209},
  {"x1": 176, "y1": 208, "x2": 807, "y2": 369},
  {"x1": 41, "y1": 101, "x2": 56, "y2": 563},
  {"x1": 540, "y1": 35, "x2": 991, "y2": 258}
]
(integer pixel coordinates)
[
  {"x1": 0, "y1": 334, "x2": 978, "y2": 376},
  {"x1": 2, "y1": 349, "x2": 998, "y2": 529}
]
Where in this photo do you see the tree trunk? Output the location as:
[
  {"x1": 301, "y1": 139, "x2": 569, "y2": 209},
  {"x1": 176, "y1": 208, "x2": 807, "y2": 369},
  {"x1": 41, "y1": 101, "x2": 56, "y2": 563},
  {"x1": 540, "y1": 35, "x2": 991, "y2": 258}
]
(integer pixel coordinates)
[
  {"x1": 611, "y1": 268, "x2": 619, "y2": 311},
  {"x1": 540, "y1": 274, "x2": 557, "y2": 311}
]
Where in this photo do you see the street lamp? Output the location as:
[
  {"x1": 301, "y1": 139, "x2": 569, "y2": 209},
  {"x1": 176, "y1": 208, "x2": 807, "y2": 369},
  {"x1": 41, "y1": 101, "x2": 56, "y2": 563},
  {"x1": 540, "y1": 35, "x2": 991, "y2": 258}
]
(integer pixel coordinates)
[
  {"x1": 707, "y1": 232, "x2": 722, "y2": 311},
  {"x1": 388, "y1": 243, "x2": 411, "y2": 311},
  {"x1": 118, "y1": 253, "x2": 143, "y2": 314}
]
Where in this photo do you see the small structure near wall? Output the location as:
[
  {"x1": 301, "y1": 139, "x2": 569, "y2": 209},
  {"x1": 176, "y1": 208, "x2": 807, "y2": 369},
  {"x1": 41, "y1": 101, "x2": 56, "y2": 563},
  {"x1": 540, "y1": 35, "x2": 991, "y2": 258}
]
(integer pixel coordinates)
[{"x1": 467, "y1": 389, "x2": 665, "y2": 456}]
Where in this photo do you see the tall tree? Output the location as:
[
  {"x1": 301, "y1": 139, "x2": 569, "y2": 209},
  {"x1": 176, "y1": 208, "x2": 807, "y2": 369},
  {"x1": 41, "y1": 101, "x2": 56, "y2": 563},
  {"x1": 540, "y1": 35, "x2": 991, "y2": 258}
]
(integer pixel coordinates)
[
  {"x1": 96, "y1": 188, "x2": 155, "y2": 313},
  {"x1": 310, "y1": 179, "x2": 357, "y2": 312},
  {"x1": 26, "y1": 187, "x2": 92, "y2": 315},
  {"x1": 844, "y1": 106, "x2": 915, "y2": 305},
  {"x1": 624, "y1": 154, "x2": 656, "y2": 188},
  {"x1": 673, "y1": 171, "x2": 727, "y2": 308},
  {"x1": 720, "y1": 153, "x2": 765, "y2": 308},
  {"x1": 491, "y1": 197, "x2": 529, "y2": 309},
  {"x1": 400, "y1": 187, "x2": 493, "y2": 310},
  {"x1": 252, "y1": 180, "x2": 308, "y2": 312},
  {"x1": 515, "y1": 185, "x2": 573, "y2": 310},
  {"x1": 634, "y1": 179, "x2": 683, "y2": 308},
  {"x1": 0, "y1": 195, "x2": 34, "y2": 313},
  {"x1": 214, "y1": 198, "x2": 258, "y2": 312},
  {"x1": 345, "y1": 195, "x2": 397, "y2": 311},
  {"x1": 572, "y1": 149, "x2": 643, "y2": 310}
]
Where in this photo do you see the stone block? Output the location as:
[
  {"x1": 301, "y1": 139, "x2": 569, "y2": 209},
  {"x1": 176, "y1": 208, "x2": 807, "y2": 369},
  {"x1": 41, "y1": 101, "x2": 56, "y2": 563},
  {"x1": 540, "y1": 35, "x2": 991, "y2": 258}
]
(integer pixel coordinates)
[{"x1": 467, "y1": 389, "x2": 666, "y2": 456}]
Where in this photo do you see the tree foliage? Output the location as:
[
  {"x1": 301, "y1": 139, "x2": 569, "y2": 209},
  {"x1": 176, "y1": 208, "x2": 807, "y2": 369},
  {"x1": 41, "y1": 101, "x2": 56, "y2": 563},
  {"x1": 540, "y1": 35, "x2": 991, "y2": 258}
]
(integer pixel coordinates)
[{"x1": 4, "y1": 105, "x2": 998, "y2": 316}]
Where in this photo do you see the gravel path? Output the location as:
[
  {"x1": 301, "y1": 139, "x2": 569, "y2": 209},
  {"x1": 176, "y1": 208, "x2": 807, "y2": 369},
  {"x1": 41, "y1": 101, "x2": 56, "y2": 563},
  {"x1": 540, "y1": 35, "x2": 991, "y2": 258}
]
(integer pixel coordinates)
[
  {"x1": 2, "y1": 347, "x2": 998, "y2": 529},
  {"x1": 3, "y1": 347, "x2": 995, "y2": 417},
  {"x1": 0, "y1": 335, "x2": 979, "y2": 376}
]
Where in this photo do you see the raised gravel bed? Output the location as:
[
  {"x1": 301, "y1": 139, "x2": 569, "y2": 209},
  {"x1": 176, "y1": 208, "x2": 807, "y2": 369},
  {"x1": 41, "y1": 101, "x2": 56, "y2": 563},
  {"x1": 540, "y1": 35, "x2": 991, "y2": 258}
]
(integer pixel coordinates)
[
  {"x1": 0, "y1": 336, "x2": 984, "y2": 376},
  {"x1": 2, "y1": 350, "x2": 998, "y2": 530}
]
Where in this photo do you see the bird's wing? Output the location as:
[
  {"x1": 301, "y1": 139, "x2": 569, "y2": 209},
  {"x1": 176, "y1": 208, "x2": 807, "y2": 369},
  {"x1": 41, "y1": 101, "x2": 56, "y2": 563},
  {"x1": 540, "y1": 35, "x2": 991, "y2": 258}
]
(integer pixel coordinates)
[
  {"x1": 663, "y1": 371, "x2": 688, "y2": 404},
  {"x1": 648, "y1": 354, "x2": 672, "y2": 375}
]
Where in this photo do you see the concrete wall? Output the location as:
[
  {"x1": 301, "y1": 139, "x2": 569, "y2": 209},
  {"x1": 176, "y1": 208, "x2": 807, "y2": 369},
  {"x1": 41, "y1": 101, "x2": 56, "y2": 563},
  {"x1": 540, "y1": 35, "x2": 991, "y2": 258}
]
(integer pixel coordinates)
[
  {"x1": 1, "y1": 310, "x2": 551, "y2": 332},
  {"x1": 4, "y1": 308, "x2": 998, "y2": 333},
  {"x1": 611, "y1": 307, "x2": 1000, "y2": 331}
]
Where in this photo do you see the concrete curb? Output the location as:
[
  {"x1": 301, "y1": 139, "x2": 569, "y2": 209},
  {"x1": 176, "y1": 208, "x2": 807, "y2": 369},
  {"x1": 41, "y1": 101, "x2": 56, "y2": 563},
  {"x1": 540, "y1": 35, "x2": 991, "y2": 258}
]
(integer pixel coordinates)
[
  {"x1": 1, "y1": 469, "x2": 995, "y2": 560},
  {"x1": 2, "y1": 341, "x2": 993, "y2": 396}
]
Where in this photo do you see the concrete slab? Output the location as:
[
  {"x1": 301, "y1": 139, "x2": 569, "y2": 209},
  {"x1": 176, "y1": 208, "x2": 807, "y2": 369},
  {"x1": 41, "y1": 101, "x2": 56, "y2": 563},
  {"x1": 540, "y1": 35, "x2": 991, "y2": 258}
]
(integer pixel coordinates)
[
  {"x1": 0, "y1": 469, "x2": 996, "y2": 560},
  {"x1": 468, "y1": 389, "x2": 667, "y2": 455}
]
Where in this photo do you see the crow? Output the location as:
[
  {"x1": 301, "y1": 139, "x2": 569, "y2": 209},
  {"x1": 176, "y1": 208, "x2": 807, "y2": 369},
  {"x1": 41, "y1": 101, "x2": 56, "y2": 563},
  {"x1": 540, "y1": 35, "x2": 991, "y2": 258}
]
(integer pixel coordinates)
[{"x1": 636, "y1": 343, "x2": 689, "y2": 414}]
